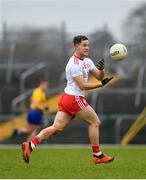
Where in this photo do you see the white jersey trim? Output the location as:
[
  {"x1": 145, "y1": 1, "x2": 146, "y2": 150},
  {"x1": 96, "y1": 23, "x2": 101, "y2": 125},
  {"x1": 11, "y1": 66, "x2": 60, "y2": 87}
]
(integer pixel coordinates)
[
  {"x1": 75, "y1": 96, "x2": 85, "y2": 109},
  {"x1": 72, "y1": 72, "x2": 83, "y2": 77}
]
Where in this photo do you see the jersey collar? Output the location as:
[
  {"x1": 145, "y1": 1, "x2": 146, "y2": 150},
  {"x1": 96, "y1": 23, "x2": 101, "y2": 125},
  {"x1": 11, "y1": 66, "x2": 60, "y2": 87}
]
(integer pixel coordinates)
[{"x1": 74, "y1": 54, "x2": 84, "y2": 61}]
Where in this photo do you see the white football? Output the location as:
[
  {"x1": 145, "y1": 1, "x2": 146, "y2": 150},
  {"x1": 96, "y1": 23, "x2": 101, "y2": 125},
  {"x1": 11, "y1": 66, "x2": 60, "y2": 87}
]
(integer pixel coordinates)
[{"x1": 110, "y1": 43, "x2": 127, "y2": 61}]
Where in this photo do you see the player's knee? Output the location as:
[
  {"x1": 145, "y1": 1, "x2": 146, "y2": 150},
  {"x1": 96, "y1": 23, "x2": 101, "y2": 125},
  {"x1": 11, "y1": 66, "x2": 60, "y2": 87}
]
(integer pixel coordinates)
[
  {"x1": 53, "y1": 124, "x2": 64, "y2": 134},
  {"x1": 91, "y1": 119, "x2": 100, "y2": 127}
]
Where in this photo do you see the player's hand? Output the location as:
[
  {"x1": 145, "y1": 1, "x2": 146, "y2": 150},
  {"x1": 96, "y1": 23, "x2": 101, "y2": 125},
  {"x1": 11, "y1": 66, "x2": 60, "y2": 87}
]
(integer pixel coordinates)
[
  {"x1": 96, "y1": 58, "x2": 104, "y2": 70},
  {"x1": 44, "y1": 106, "x2": 49, "y2": 111},
  {"x1": 102, "y1": 76, "x2": 114, "y2": 86}
]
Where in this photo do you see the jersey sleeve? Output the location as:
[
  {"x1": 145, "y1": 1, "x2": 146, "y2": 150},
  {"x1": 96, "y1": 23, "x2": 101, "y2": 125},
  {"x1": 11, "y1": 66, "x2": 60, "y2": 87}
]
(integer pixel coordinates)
[
  {"x1": 88, "y1": 59, "x2": 96, "y2": 71},
  {"x1": 32, "y1": 90, "x2": 42, "y2": 102},
  {"x1": 71, "y1": 64, "x2": 83, "y2": 77}
]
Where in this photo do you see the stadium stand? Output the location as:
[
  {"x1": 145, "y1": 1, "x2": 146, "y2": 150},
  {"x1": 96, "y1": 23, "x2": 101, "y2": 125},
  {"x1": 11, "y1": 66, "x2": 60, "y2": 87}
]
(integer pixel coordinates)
[{"x1": 0, "y1": 27, "x2": 146, "y2": 145}]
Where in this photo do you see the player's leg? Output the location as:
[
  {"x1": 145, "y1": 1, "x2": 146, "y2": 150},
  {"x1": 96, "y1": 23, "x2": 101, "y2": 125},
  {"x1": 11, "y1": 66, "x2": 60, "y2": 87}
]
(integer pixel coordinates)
[
  {"x1": 21, "y1": 109, "x2": 43, "y2": 142},
  {"x1": 11, "y1": 125, "x2": 31, "y2": 139},
  {"x1": 22, "y1": 111, "x2": 72, "y2": 163},
  {"x1": 12, "y1": 109, "x2": 42, "y2": 139},
  {"x1": 19, "y1": 126, "x2": 31, "y2": 133},
  {"x1": 26, "y1": 124, "x2": 41, "y2": 142},
  {"x1": 35, "y1": 111, "x2": 72, "y2": 141},
  {"x1": 76, "y1": 105, "x2": 114, "y2": 164},
  {"x1": 76, "y1": 105, "x2": 100, "y2": 145}
]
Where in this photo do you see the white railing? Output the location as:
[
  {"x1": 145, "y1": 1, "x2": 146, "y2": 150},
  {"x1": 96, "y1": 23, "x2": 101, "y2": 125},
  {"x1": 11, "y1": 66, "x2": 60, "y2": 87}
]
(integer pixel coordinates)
[
  {"x1": 19, "y1": 62, "x2": 47, "y2": 109},
  {"x1": 20, "y1": 62, "x2": 47, "y2": 94},
  {"x1": 11, "y1": 90, "x2": 33, "y2": 113},
  {"x1": 0, "y1": 63, "x2": 35, "y2": 69}
]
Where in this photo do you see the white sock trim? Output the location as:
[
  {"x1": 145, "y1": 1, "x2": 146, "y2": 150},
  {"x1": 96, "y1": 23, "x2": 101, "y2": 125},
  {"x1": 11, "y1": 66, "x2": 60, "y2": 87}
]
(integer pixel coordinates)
[
  {"x1": 93, "y1": 151, "x2": 102, "y2": 156},
  {"x1": 30, "y1": 142, "x2": 36, "y2": 150}
]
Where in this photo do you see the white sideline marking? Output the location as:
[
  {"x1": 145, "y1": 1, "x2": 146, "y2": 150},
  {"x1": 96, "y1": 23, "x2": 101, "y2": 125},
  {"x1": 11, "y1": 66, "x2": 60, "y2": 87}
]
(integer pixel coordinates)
[{"x1": 0, "y1": 144, "x2": 146, "y2": 149}]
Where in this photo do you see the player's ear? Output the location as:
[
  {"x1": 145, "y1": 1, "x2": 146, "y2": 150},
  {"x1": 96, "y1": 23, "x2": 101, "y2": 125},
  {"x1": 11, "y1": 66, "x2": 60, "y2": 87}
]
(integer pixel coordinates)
[{"x1": 74, "y1": 43, "x2": 79, "y2": 49}]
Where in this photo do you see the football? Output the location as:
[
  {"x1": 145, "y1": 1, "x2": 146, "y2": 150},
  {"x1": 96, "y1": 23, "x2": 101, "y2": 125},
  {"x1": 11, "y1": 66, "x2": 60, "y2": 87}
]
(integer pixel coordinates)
[{"x1": 110, "y1": 43, "x2": 127, "y2": 61}]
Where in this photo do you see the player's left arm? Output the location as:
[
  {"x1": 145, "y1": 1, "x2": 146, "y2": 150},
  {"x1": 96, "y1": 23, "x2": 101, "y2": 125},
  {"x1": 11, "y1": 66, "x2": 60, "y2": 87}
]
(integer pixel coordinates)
[
  {"x1": 90, "y1": 58, "x2": 104, "y2": 81},
  {"x1": 90, "y1": 67, "x2": 104, "y2": 81},
  {"x1": 90, "y1": 58, "x2": 114, "y2": 86}
]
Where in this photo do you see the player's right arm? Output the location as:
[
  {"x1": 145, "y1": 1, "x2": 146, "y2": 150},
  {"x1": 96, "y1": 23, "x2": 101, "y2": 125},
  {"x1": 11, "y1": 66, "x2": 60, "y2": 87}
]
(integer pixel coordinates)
[
  {"x1": 73, "y1": 75, "x2": 102, "y2": 90},
  {"x1": 71, "y1": 63, "x2": 102, "y2": 90}
]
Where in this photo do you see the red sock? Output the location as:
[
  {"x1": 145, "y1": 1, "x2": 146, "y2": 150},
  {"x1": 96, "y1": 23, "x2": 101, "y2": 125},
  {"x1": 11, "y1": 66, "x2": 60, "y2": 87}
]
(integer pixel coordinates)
[
  {"x1": 92, "y1": 145, "x2": 100, "y2": 153},
  {"x1": 31, "y1": 136, "x2": 41, "y2": 146}
]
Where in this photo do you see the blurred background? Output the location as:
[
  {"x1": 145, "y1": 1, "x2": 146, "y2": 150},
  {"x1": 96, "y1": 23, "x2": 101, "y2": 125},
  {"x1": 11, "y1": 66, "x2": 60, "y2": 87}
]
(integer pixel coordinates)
[{"x1": 0, "y1": 0, "x2": 146, "y2": 145}]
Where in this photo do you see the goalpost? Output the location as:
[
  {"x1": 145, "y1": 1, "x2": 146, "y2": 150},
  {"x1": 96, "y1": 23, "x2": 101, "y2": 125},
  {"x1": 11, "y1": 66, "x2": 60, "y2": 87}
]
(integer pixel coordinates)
[{"x1": 121, "y1": 107, "x2": 146, "y2": 145}]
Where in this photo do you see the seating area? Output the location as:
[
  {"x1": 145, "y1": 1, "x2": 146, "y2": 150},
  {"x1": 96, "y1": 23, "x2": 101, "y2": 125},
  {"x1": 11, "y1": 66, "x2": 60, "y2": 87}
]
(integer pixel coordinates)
[
  {"x1": 93, "y1": 73, "x2": 146, "y2": 115},
  {"x1": 0, "y1": 63, "x2": 145, "y2": 144}
]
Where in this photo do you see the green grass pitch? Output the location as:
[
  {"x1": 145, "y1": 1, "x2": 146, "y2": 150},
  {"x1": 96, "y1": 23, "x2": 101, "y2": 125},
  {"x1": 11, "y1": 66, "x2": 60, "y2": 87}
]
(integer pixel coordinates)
[{"x1": 0, "y1": 145, "x2": 146, "y2": 179}]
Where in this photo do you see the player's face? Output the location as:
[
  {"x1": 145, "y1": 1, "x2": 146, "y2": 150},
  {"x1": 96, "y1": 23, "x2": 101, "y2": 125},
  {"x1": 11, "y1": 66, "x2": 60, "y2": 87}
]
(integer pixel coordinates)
[
  {"x1": 40, "y1": 82, "x2": 48, "y2": 91},
  {"x1": 76, "y1": 40, "x2": 90, "y2": 57}
]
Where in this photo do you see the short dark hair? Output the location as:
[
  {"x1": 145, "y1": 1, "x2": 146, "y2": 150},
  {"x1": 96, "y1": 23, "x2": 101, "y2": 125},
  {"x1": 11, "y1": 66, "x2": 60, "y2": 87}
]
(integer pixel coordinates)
[
  {"x1": 38, "y1": 79, "x2": 48, "y2": 85},
  {"x1": 73, "y1": 35, "x2": 88, "y2": 45}
]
